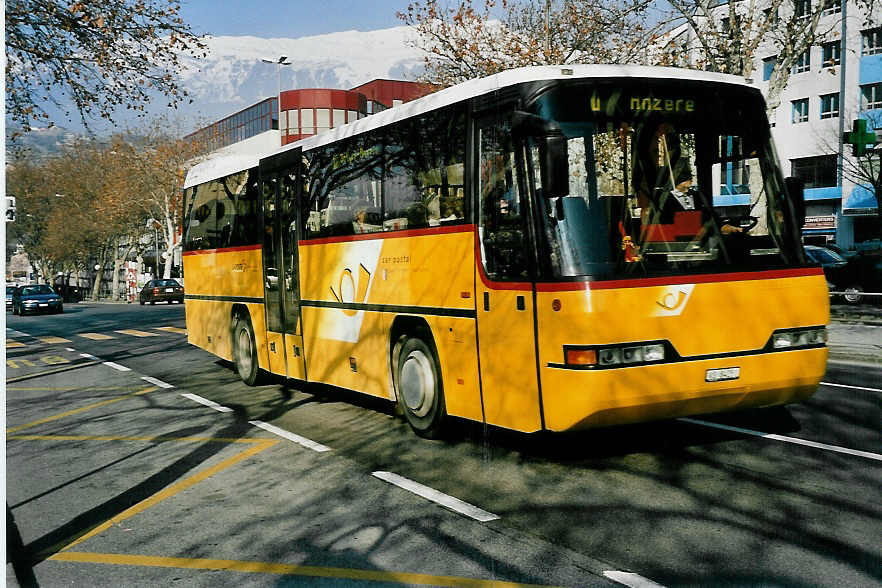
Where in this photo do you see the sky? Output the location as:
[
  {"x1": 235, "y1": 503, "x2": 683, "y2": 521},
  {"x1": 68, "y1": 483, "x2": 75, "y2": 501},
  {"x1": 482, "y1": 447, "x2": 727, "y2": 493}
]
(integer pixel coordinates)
[{"x1": 179, "y1": 0, "x2": 418, "y2": 38}]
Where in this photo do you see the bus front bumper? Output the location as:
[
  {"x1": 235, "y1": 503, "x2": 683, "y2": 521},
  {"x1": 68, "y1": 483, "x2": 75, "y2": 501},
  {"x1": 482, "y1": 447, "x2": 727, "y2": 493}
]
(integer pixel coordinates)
[{"x1": 540, "y1": 347, "x2": 827, "y2": 431}]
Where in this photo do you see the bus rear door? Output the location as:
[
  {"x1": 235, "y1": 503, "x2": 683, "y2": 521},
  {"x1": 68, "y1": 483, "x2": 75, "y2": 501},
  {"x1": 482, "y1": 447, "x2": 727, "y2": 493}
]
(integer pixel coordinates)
[{"x1": 259, "y1": 148, "x2": 307, "y2": 380}]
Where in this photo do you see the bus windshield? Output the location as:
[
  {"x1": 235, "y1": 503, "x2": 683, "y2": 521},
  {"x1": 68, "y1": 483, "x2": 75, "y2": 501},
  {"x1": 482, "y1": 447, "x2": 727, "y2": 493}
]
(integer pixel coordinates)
[{"x1": 522, "y1": 81, "x2": 803, "y2": 278}]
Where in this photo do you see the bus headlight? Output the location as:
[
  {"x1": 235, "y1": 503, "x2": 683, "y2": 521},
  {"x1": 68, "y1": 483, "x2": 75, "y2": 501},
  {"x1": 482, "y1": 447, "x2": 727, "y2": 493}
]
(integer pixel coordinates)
[
  {"x1": 564, "y1": 342, "x2": 666, "y2": 368},
  {"x1": 770, "y1": 327, "x2": 827, "y2": 349}
]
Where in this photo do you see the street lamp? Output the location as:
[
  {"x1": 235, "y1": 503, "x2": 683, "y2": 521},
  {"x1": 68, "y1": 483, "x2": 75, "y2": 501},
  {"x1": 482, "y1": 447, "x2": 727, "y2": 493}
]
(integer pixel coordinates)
[
  {"x1": 261, "y1": 55, "x2": 292, "y2": 134},
  {"x1": 147, "y1": 218, "x2": 160, "y2": 277}
]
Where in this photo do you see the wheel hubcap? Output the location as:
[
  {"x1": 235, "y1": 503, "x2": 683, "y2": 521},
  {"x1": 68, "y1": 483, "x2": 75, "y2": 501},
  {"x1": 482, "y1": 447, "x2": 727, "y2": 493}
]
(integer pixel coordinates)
[
  {"x1": 400, "y1": 349, "x2": 434, "y2": 417},
  {"x1": 237, "y1": 327, "x2": 252, "y2": 374}
]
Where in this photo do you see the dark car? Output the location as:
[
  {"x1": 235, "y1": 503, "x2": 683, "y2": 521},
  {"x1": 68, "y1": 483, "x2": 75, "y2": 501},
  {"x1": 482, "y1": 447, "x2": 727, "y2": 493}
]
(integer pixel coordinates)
[
  {"x1": 139, "y1": 279, "x2": 184, "y2": 305},
  {"x1": 7, "y1": 285, "x2": 15, "y2": 311},
  {"x1": 12, "y1": 284, "x2": 64, "y2": 315},
  {"x1": 805, "y1": 245, "x2": 880, "y2": 304}
]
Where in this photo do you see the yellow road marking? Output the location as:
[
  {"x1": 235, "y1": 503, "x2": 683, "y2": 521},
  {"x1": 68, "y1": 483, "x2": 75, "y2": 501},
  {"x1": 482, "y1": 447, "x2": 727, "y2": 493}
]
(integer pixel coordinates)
[
  {"x1": 49, "y1": 551, "x2": 552, "y2": 587},
  {"x1": 79, "y1": 333, "x2": 115, "y2": 340},
  {"x1": 7, "y1": 339, "x2": 26, "y2": 348},
  {"x1": 6, "y1": 385, "x2": 158, "y2": 434},
  {"x1": 57, "y1": 439, "x2": 278, "y2": 552},
  {"x1": 38, "y1": 336, "x2": 71, "y2": 344},
  {"x1": 7, "y1": 386, "x2": 145, "y2": 392},
  {"x1": 5, "y1": 360, "x2": 102, "y2": 384},
  {"x1": 9, "y1": 434, "x2": 265, "y2": 444},
  {"x1": 156, "y1": 326, "x2": 187, "y2": 334},
  {"x1": 115, "y1": 329, "x2": 160, "y2": 337}
]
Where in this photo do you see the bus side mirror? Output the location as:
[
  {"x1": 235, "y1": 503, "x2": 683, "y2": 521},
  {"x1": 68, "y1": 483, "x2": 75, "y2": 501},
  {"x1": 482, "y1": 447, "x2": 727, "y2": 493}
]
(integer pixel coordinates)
[
  {"x1": 539, "y1": 134, "x2": 569, "y2": 199},
  {"x1": 784, "y1": 176, "x2": 806, "y2": 227}
]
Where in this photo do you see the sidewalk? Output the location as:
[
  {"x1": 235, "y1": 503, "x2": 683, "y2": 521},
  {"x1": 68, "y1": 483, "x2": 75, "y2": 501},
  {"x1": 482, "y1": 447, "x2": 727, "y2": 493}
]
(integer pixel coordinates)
[{"x1": 828, "y1": 304, "x2": 882, "y2": 365}]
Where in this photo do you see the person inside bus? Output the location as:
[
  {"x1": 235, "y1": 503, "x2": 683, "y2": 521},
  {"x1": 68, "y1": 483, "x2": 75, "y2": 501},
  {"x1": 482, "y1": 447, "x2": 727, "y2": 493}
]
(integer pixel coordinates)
[{"x1": 631, "y1": 121, "x2": 694, "y2": 226}]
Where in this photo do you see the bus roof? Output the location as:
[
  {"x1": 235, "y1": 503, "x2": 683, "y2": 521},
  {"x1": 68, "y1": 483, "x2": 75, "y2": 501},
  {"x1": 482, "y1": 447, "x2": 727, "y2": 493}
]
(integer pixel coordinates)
[{"x1": 184, "y1": 64, "x2": 756, "y2": 189}]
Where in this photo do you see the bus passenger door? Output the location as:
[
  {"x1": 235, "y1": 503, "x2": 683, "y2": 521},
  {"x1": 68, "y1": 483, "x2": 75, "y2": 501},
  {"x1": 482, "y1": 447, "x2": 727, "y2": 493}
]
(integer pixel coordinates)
[
  {"x1": 260, "y1": 148, "x2": 307, "y2": 380},
  {"x1": 474, "y1": 119, "x2": 542, "y2": 432}
]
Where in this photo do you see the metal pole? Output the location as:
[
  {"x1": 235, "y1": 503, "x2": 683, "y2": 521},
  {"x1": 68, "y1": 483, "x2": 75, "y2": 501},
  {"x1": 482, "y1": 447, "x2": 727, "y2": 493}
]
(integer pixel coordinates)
[
  {"x1": 837, "y1": 0, "x2": 848, "y2": 188},
  {"x1": 277, "y1": 62, "x2": 282, "y2": 130}
]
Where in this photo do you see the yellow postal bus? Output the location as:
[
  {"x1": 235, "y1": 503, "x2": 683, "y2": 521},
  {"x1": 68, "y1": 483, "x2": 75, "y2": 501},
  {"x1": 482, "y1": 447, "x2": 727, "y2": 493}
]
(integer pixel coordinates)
[{"x1": 182, "y1": 65, "x2": 828, "y2": 438}]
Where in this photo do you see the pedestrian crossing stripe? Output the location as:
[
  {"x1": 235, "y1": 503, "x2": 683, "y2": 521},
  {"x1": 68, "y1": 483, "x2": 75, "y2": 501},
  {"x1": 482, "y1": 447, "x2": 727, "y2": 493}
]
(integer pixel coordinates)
[
  {"x1": 115, "y1": 329, "x2": 160, "y2": 337},
  {"x1": 9, "y1": 328, "x2": 187, "y2": 346},
  {"x1": 156, "y1": 326, "x2": 187, "y2": 334}
]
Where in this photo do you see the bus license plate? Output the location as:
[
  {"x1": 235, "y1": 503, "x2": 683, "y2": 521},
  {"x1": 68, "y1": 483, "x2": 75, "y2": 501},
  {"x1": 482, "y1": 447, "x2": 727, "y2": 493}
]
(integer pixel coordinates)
[{"x1": 706, "y1": 367, "x2": 740, "y2": 382}]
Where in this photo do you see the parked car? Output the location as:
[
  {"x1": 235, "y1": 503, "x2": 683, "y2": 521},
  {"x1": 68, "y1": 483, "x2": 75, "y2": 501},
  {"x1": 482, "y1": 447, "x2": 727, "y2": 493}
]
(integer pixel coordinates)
[
  {"x1": 7, "y1": 285, "x2": 15, "y2": 311},
  {"x1": 139, "y1": 279, "x2": 184, "y2": 305},
  {"x1": 11, "y1": 284, "x2": 64, "y2": 315},
  {"x1": 805, "y1": 245, "x2": 881, "y2": 304}
]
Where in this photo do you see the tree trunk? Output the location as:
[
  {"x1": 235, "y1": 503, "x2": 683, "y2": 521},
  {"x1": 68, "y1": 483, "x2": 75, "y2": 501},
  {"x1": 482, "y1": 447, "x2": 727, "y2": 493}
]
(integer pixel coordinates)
[
  {"x1": 111, "y1": 256, "x2": 122, "y2": 301},
  {"x1": 90, "y1": 267, "x2": 104, "y2": 301}
]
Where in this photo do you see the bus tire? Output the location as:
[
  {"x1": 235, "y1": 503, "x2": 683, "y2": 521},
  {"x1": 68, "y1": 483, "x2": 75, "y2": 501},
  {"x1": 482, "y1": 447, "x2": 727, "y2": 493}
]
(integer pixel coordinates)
[
  {"x1": 397, "y1": 336, "x2": 447, "y2": 439},
  {"x1": 232, "y1": 313, "x2": 261, "y2": 386}
]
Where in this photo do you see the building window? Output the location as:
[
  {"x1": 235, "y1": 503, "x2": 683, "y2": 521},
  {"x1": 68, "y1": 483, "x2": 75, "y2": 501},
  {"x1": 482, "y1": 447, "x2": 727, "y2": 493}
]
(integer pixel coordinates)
[
  {"x1": 333, "y1": 109, "x2": 345, "y2": 127},
  {"x1": 795, "y1": 0, "x2": 811, "y2": 20},
  {"x1": 863, "y1": 28, "x2": 882, "y2": 55},
  {"x1": 300, "y1": 109, "x2": 314, "y2": 134},
  {"x1": 792, "y1": 50, "x2": 810, "y2": 74},
  {"x1": 347, "y1": 110, "x2": 358, "y2": 124},
  {"x1": 763, "y1": 56, "x2": 777, "y2": 81},
  {"x1": 861, "y1": 83, "x2": 882, "y2": 109},
  {"x1": 820, "y1": 93, "x2": 840, "y2": 119},
  {"x1": 792, "y1": 98, "x2": 809, "y2": 123},
  {"x1": 316, "y1": 109, "x2": 331, "y2": 132},
  {"x1": 791, "y1": 155, "x2": 837, "y2": 189},
  {"x1": 821, "y1": 41, "x2": 841, "y2": 67},
  {"x1": 823, "y1": 0, "x2": 841, "y2": 15}
]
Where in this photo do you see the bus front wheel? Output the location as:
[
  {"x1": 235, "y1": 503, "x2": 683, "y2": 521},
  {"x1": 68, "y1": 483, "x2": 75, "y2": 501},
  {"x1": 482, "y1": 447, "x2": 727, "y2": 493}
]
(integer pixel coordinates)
[
  {"x1": 397, "y1": 336, "x2": 447, "y2": 439},
  {"x1": 232, "y1": 313, "x2": 260, "y2": 386}
]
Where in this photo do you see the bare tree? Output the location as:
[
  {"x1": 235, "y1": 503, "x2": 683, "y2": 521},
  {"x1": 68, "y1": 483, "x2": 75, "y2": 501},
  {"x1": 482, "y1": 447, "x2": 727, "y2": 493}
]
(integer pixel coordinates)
[
  {"x1": 656, "y1": 0, "x2": 847, "y2": 119},
  {"x1": 398, "y1": 0, "x2": 658, "y2": 87},
  {"x1": 115, "y1": 119, "x2": 205, "y2": 278},
  {"x1": 5, "y1": 0, "x2": 206, "y2": 137}
]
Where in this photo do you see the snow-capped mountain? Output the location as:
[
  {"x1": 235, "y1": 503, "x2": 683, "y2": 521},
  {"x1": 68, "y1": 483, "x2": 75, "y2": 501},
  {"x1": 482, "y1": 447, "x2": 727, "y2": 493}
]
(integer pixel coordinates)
[
  {"x1": 10, "y1": 25, "x2": 427, "y2": 146},
  {"x1": 177, "y1": 26, "x2": 426, "y2": 130}
]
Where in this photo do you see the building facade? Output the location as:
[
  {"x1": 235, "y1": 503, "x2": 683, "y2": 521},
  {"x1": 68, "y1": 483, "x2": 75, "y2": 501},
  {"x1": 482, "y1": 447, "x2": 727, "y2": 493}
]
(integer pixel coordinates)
[{"x1": 187, "y1": 79, "x2": 430, "y2": 152}]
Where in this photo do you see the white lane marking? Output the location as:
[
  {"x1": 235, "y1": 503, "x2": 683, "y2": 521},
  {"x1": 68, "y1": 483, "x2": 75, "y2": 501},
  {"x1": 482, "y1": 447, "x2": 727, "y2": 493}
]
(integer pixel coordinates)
[
  {"x1": 248, "y1": 420, "x2": 331, "y2": 453},
  {"x1": 372, "y1": 471, "x2": 500, "y2": 523},
  {"x1": 180, "y1": 393, "x2": 232, "y2": 413},
  {"x1": 80, "y1": 353, "x2": 98, "y2": 360},
  {"x1": 603, "y1": 571, "x2": 666, "y2": 587},
  {"x1": 679, "y1": 418, "x2": 882, "y2": 461},
  {"x1": 820, "y1": 381, "x2": 882, "y2": 394},
  {"x1": 141, "y1": 376, "x2": 174, "y2": 389},
  {"x1": 65, "y1": 347, "x2": 75, "y2": 352},
  {"x1": 103, "y1": 361, "x2": 130, "y2": 372},
  {"x1": 6, "y1": 329, "x2": 30, "y2": 337}
]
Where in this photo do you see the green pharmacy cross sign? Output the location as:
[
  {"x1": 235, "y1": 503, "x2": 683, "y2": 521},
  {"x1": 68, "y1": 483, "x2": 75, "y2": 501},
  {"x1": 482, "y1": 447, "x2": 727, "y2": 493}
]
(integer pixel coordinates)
[{"x1": 843, "y1": 118, "x2": 878, "y2": 156}]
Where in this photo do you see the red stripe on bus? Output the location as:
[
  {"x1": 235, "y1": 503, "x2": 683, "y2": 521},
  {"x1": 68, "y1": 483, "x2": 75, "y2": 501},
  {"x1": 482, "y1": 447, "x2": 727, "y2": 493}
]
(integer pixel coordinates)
[
  {"x1": 299, "y1": 223, "x2": 474, "y2": 246},
  {"x1": 534, "y1": 267, "x2": 824, "y2": 292},
  {"x1": 182, "y1": 244, "x2": 262, "y2": 256}
]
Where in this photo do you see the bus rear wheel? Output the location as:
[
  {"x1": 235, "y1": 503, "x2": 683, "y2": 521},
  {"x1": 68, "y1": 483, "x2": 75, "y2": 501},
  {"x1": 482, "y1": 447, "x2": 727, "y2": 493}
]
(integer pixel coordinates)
[
  {"x1": 232, "y1": 313, "x2": 260, "y2": 386},
  {"x1": 397, "y1": 336, "x2": 446, "y2": 439}
]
